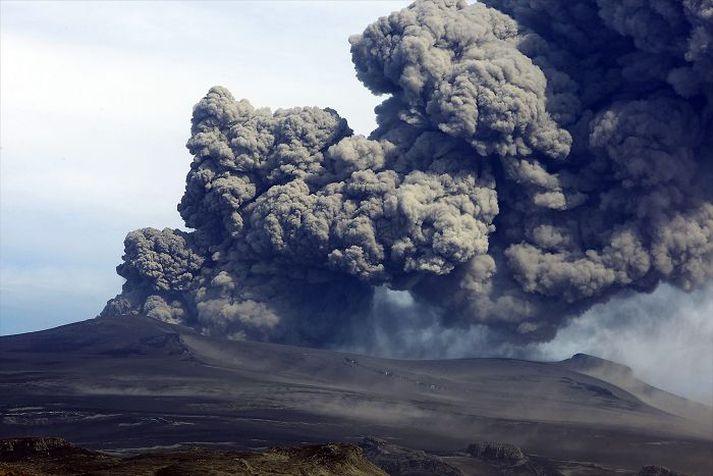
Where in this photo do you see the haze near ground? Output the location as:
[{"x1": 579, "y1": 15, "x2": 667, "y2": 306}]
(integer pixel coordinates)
[{"x1": 1, "y1": 316, "x2": 711, "y2": 474}]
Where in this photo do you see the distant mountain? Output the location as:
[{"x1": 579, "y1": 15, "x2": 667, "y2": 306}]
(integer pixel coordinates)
[
  {"x1": 558, "y1": 353, "x2": 713, "y2": 425},
  {"x1": 1, "y1": 316, "x2": 711, "y2": 475},
  {"x1": 559, "y1": 353, "x2": 635, "y2": 376}
]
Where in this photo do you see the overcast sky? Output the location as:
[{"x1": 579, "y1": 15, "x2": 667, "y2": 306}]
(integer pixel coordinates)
[{"x1": 1, "y1": 1, "x2": 710, "y2": 404}]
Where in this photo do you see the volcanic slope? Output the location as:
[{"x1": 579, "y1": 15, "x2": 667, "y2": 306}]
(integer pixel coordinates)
[{"x1": 1, "y1": 316, "x2": 711, "y2": 474}]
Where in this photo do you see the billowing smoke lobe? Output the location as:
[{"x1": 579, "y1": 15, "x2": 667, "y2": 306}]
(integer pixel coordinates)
[{"x1": 102, "y1": 0, "x2": 713, "y2": 350}]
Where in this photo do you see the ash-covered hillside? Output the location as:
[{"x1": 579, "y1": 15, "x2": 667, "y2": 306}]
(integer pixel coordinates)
[{"x1": 1, "y1": 316, "x2": 711, "y2": 474}]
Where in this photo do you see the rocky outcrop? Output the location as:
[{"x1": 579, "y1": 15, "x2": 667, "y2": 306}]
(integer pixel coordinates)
[
  {"x1": 637, "y1": 465, "x2": 687, "y2": 476},
  {"x1": 0, "y1": 437, "x2": 98, "y2": 462},
  {"x1": 0, "y1": 438, "x2": 385, "y2": 476},
  {"x1": 559, "y1": 354, "x2": 634, "y2": 378},
  {"x1": 359, "y1": 437, "x2": 462, "y2": 476},
  {"x1": 466, "y1": 440, "x2": 526, "y2": 465}
]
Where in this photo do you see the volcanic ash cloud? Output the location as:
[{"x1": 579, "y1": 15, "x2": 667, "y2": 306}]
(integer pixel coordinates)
[{"x1": 102, "y1": 0, "x2": 713, "y2": 347}]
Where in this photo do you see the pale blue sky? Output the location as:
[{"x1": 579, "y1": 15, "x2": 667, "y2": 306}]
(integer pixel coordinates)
[
  {"x1": 0, "y1": 0, "x2": 410, "y2": 335},
  {"x1": 1, "y1": 1, "x2": 711, "y2": 403}
]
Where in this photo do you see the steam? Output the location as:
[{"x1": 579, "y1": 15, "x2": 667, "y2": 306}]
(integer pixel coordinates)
[
  {"x1": 103, "y1": 0, "x2": 712, "y2": 348},
  {"x1": 536, "y1": 284, "x2": 713, "y2": 404}
]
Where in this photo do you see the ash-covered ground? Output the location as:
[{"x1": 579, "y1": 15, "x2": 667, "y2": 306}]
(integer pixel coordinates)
[{"x1": 1, "y1": 316, "x2": 711, "y2": 475}]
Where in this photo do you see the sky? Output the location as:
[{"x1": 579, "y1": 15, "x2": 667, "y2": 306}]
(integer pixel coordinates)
[
  {"x1": 1, "y1": 1, "x2": 711, "y2": 404},
  {"x1": 0, "y1": 0, "x2": 410, "y2": 335}
]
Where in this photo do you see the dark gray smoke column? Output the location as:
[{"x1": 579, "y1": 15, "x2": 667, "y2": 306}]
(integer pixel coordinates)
[{"x1": 103, "y1": 0, "x2": 713, "y2": 347}]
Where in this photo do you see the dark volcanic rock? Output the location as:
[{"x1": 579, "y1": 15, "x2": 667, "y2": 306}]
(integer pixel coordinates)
[
  {"x1": 360, "y1": 437, "x2": 462, "y2": 476},
  {"x1": 461, "y1": 441, "x2": 565, "y2": 476},
  {"x1": 0, "y1": 438, "x2": 385, "y2": 475},
  {"x1": 637, "y1": 465, "x2": 687, "y2": 476},
  {"x1": 0, "y1": 437, "x2": 97, "y2": 462},
  {"x1": 466, "y1": 441, "x2": 526, "y2": 465}
]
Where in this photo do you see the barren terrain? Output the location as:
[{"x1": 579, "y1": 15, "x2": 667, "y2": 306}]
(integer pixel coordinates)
[{"x1": 1, "y1": 316, "x2": 711, "y2": 474}]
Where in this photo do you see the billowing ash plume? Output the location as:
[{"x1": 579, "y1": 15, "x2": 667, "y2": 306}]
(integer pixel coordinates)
[{"x1": 102, "y1": 0, "x2": 713, "y2": 347}]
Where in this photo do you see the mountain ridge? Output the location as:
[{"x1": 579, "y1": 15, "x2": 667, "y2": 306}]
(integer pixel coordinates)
[{"x1": 1, "y1": 315, "x2": 711, "y2": 474}]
